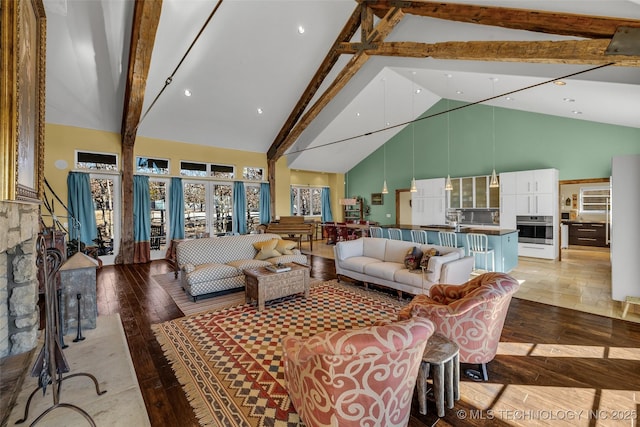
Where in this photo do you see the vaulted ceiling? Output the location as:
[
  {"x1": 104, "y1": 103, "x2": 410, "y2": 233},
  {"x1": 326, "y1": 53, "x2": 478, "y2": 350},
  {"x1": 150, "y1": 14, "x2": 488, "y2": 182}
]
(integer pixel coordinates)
[{"x1": 44, "y1": 0, "x2": 640, "y2": 174}]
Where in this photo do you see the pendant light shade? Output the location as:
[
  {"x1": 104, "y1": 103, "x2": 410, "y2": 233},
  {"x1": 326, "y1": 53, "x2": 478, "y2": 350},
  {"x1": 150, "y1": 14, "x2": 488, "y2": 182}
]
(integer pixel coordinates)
[
  {"x1": 410, "y1": 178, "x2": 417, "y2": 193},
  {"x1": 382, "y1": 180, "x2": 389, "y2": 194},
  {"x1": 445, "y1": 174, "x2": 453, "y2": 191},
  {"x1": 490, "y1": 169, "x2": 499, "y2": 188}
]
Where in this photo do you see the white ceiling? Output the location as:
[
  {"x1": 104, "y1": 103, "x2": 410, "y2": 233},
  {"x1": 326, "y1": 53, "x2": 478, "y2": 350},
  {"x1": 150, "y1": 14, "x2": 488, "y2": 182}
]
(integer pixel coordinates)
[{"x1": 44, "y1": 0, "x2": 640, "y2": 174}]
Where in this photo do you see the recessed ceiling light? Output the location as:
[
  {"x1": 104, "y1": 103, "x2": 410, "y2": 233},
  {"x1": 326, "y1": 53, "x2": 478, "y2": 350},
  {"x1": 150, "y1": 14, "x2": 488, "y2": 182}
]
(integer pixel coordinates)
[
  {"x1": 356, "y1": 112, "x2": 360, "y2": 117},
  {"x1": 257, "y1": 108, "x2": 263, "y2": 115},
  {"x1": 563, "y1": 97, "x2": 575, "y2": 102},
  {"x1": 489, "y1": 77, "x2": 499, "y2": 82},
  {"x1": 572, "y1": 110, "x2": 582, "y2": 115},
  {"x1": 445, "y1": 73, "x2": 453, "y2": 78},
  {"x1": 456, "y1": 90, "x2": 463, "y2": 95},
  {"x1": 297, "y1": 25, "x2": 305, "y2": 34},
  {"x1": 184, "y1": 89, "x2": 192, "y2": 97},
  {"x1": 505, "y1": 97, "x2": 514, "y2": 101},
  {"x1": 415, "y1": 88, "x2": 421, "y2": 94},
  {"x1": 554, "y1": 80, "x2": 567, "y2": 86}
]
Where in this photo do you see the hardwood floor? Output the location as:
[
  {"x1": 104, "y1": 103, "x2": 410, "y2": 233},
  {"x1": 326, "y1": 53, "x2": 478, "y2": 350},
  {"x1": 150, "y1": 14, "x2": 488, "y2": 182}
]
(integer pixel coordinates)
[{"x1": 96, "y1": 248, "x2": 640, "y2": 426}]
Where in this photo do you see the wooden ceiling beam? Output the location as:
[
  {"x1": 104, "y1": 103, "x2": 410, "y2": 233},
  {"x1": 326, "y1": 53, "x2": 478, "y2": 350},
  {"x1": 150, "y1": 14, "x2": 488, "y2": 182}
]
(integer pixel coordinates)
[
  {"x1": 269, "y1": 6, "x2": 405, "y2": 160},
  {"x1": 361, "y1": 1, "x2": 640, "y2": 39},
  {"x1": 336, "y1": 39, "x2": 640, "y2": 66},
  {"x1": 121, "y1": 0, "x2": 162, "y2": 145}
]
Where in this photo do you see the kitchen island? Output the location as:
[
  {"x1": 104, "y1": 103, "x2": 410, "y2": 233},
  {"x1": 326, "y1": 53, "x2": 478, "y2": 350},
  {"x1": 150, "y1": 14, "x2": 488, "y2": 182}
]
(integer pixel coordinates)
[{"x1": 380, "y1": 224, "x2": 519, "y2": 273}]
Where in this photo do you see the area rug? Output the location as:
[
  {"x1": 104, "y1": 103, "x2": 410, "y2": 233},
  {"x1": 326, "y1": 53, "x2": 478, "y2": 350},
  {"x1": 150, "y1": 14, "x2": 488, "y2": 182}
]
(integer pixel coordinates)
[
  {"x1": 152, "y1": 272, "x2": 324, "y2": 316},
  {"x1": 152, "y1": 280, "x2": 406, "y2": 426}
]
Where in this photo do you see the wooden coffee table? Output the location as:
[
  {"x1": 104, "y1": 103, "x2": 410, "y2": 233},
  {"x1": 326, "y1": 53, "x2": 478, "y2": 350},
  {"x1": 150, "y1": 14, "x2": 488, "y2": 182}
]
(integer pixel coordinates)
[{"x1": 244, "y1": 263, "x2": 310, "y2": 311}]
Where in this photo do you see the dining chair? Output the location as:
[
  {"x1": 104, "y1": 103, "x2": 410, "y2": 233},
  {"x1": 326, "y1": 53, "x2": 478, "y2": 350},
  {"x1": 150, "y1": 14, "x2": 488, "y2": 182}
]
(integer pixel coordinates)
[
  {"x1": 387, "y1": 228, "x2": 403, "y2": 241},
  {"x1": 466, "y1": 233, "x2": 495, "y2": 272},
  {"x1": 368, "y1": 226, "x2": 384, "y2": 238},
  {"x1": 438, "y1": 231, "x2": 458, "y2": 248},
  {"x1": 411, "y1": 229, "x2": 428, "y2": 244}
]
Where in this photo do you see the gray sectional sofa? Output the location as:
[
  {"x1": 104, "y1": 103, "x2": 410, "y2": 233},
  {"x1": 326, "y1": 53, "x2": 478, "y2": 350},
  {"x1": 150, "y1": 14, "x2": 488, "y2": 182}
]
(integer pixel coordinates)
[
  {"x1": 334, "y1": 237, "x2": 474, "y2": 296},
  {"x1": 176, "y1": 233, "x2": 308, "y2": 301}
]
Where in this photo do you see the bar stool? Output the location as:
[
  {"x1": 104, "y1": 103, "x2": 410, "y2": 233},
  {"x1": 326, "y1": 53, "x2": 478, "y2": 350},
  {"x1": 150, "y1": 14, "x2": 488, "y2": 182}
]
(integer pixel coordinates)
[
  {"x1": 411, "y1": 230, "x2": 428, "y2": 244},
  {"x1": 387, "y1": 228, "x2": 403, "y2": 240},
  {"x1": 369, "y1": 226, "x2": 384, "y2": 238},
  {"x1": 438, "y1": 231, "x2": 457, "y2": 248},
  {"x1": 466, "y1": 233, "x2": 495, "y2": 272}
]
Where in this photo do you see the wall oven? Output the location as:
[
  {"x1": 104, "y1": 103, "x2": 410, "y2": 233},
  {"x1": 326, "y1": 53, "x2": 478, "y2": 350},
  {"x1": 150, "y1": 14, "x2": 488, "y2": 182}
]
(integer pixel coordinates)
[{"x1": 516, "y1": 216, "x2": 554, "y2": 245}]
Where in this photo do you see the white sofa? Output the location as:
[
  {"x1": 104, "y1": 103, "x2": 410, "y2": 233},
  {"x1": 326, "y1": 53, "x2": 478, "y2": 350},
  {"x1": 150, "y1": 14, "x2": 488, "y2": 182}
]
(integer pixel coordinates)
[
  {"x1": 334, "y1": 237, "x2": 474, "y2": 296},
  {"x1": 176, "y1": 233, "x2": 308, "y2": 301}
]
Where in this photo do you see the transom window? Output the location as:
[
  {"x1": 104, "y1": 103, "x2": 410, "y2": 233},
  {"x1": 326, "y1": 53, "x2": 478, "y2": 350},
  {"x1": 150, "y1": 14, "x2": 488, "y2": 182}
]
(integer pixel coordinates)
[
  {"x1": 243, "y1": 167, "x2": 264, "y2": 181},
  {"x1": 180, "y1": 161, "x2": 235, "y2": 178},
  {"x1": 136, "y1": 157, "x2": 169, "y2": 174},
  {"x1": 76, "y1": 151, "x2": 118, "y2": 170}
]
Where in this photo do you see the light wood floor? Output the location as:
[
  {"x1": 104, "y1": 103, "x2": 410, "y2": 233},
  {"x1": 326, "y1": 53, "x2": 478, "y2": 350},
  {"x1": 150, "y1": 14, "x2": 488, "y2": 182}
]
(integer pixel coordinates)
[{"x1": 299, "y1": 239, "x2": 640, "y2": 323}]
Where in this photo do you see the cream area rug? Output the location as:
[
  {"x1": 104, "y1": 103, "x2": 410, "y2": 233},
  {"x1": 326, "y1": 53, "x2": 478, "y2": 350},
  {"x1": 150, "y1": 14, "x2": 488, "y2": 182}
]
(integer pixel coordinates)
[{"x1": 9, "y1": 314, "x2": 150, "y2": 427}]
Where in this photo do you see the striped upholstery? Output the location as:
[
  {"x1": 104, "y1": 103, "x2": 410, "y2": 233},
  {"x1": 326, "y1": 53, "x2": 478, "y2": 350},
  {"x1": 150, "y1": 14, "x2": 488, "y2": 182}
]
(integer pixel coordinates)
[{"x1": 176, "y1": 234, "x2": 308, "y2": 300}]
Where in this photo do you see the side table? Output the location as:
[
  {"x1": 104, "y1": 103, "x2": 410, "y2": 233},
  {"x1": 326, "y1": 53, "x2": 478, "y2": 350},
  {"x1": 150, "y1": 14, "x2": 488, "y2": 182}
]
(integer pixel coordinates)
[{"x1": 417, "y1": 333, "x2": 460, "y2": 417}]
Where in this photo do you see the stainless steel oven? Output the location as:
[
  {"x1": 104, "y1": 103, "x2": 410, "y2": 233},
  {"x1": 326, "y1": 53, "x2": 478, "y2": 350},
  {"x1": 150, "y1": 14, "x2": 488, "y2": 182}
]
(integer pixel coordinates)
[{"x1": 516, "y1": 216, "x2": 554, "y2": 245}]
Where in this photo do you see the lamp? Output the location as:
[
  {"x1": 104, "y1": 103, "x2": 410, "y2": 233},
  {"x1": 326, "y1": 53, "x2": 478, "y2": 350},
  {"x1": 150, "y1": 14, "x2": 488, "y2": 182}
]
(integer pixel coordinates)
[
  {"x1": 381, "y1": 78, "x2": 389, "y2": 194},
  {"x1": 445, "y1": 74, "x2": 453, "y2": 191},
  {"x1": 489, "y1": 77, "x2": 500, "y2": 188},
  {"x1": 410, "y1": 72, "x2": 417, "y2": 193}
]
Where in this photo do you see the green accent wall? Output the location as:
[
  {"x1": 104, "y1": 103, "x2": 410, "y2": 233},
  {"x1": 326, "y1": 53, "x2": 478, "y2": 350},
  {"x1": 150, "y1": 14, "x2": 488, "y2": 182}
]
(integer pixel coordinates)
[{"x1": 348, "y1": 99, "x2": 640, "y2": 225}]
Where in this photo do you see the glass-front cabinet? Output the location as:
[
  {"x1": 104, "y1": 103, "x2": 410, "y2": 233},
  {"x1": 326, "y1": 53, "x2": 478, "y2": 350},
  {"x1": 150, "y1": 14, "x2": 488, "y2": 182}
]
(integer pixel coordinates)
[{"x1": 449, "y1": 175, "x2": 499, "y2": 209}]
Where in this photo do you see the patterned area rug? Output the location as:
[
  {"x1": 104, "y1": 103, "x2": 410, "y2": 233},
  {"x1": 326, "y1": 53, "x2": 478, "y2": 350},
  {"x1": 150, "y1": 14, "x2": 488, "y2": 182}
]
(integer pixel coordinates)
[{"x1": 152, "y1": 280, "x2": 407, "y2": 426}]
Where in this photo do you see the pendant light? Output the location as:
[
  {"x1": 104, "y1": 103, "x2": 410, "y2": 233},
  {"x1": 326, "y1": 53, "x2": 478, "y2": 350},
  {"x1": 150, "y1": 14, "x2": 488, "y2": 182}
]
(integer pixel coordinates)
[
  {"x1": 410, "y1": 72, "x2": 417, "y2": 193},
  {"x1": 381, "y1": 78, "x2": 389, "y2": 194},
  {"x1": 445, "y1": 74, "x2": 453, "y2": 191},
  {"x1": 489, "y1": 77, "x2": 500, "y2": 188}
]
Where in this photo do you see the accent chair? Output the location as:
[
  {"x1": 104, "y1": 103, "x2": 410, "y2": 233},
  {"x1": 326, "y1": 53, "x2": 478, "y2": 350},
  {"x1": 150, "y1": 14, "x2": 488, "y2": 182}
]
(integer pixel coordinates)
[
  {"x1": 398, "y1": 272, "x2": 520, "y2": 381},
  {"x1": 282, "y1": 317, "x2": 435, "y2": 427}
]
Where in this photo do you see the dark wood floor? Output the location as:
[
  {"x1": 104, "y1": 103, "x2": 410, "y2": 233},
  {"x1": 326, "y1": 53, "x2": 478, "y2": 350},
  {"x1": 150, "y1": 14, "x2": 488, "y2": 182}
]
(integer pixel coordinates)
[{"x1": 97, "y1": 255, "x2": 640, "y2": 427}]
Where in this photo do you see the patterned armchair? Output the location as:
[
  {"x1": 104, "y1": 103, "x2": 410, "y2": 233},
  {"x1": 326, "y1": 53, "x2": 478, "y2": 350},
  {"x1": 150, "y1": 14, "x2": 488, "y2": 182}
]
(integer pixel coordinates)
[
  {"x1": 398, "y1": 272, "x2": 520, "y2": 381},
  {"x1": 282, "y1": 317, "x2": 435, "y2": 427}
]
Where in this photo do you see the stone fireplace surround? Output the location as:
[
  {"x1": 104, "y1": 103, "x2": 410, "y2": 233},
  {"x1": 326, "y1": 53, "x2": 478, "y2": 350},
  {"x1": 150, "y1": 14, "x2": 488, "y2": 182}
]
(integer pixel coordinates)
[{"x1": 0, "y1": 200, "x2": 40, "y2": 358}]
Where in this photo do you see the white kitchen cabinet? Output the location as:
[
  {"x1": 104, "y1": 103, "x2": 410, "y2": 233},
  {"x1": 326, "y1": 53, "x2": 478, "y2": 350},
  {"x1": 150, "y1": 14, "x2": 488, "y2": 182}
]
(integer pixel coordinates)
[
  {"x1": 499, "y1": 171, "x2": 518, "y2": 196},
  {"x1": 516, "y1": 169, "x2": 556, "y2": 195},
  {"x1": 499, "y1": 172, "x2": 517, "y2": 229},
  {"x1": 412, "y1": 178, "x2": 446, "y2": 225},
  {"x1": 516, "y1": 192, "x2": 556, "y2": 216}
]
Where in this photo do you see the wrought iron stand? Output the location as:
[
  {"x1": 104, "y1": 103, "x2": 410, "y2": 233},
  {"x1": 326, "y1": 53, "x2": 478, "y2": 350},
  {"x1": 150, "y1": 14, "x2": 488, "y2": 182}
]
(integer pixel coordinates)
[{"x1": 15, "y1": 236, "x2": 106, "y2": 426}]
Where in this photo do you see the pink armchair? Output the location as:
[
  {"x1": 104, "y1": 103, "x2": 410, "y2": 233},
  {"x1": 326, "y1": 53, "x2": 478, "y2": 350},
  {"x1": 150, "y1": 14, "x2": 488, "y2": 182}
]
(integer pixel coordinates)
[
  {"x1": 398, "y1": 272, "x2": 520, "y2": 381},
  {"x1": 282, "y1": 317, "x2": 435, "y2": 427}
]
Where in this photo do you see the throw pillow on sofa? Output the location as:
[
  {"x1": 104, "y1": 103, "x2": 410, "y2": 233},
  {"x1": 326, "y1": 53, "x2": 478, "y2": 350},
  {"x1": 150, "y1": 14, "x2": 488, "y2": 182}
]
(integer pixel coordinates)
[
  {"x1": 420, "y1": 248, "x2": 440, "y2": 269},
  {"x1": 404, "y1": 246, "x2": 423, "y2": 270},
  {"x1": 275, "y1": 239, "x2": 297, "y2": 255},
  {"x1": 253, "y1": 239, "x2": 282, "y2": 260}
]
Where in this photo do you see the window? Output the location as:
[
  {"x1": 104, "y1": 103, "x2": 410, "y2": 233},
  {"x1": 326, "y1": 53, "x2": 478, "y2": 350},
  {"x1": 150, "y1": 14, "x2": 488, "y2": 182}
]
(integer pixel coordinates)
[
  {"x1": 580, "y1": 186, "x2": 611, "y2": 213},
  {"x1": 291, "y1": 186, "x2": 322, "y2": 216},
  {"x1": 76, "y1": 151, "x2": 118, "y2": 170},
  {"x1": 243, "y1": 167, "x2": 264, "y2": 181},
  {"x1": 180, "y1": 161, "x2": 208, "y2": 177},
  {"x1": 180, "y1": 161, "x2": 235, "y2": 178},
  {"x1": 211, "y1": 183, "x2": 233, "y2": 234},
  {"x1": 245, "y1": 184, "x2": 261, "y2": 231},
  {"x1": 183, "y1": 182, "x2": 207, "y2": 238},
  {"x1": 212, "y1": 164, "x2": 234, "y2": 179},
  {"x1": 136, "y1": 157, "x2": 169, "y2": 175},
  {"x1": 87, "y1": 173, "x2": 121, "y2": 264},
  {"x1": 149, "y1": 179, "x2": 168, "y2": 251}
]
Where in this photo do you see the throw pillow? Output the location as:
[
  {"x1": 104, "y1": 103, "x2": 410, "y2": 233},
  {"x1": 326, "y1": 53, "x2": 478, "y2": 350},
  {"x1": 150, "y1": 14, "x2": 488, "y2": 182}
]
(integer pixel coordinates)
[
  {"x1": 275, "y1": 239, "x2": 297, "y2": 255},
  {"x1": 253, "y1": 239, "x2": 282, "y2": 260},
  {"x1": 420, "y1": 247, "x2": 440, "y2": 269},
  {"x1": 403, "y1": 246, "x2": 423, "y2": 271}
]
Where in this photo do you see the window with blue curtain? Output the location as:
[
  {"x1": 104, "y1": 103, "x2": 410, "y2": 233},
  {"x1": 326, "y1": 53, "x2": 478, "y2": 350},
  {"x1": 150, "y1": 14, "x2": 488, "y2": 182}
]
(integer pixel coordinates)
[
  {"x1": 168, "y1": 177, "x2": 185, "y2": 240},
  {"x1": 321, "y1": 187, "x2": 333, "y2": 222},
  {"x1": 67, "y1": 171, "x2": 98, "y2": 246},
  {"x1": 232, "y1": 181, "x2": 247, "y2": 234},
  {"x1": 259, "y1": 182, "x2": 271, "y2": 224}
]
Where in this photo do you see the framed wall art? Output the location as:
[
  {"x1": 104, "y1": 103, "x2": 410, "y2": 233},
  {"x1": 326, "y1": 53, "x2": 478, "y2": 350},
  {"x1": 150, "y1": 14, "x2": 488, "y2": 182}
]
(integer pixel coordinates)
[{"x1": 1, "y1": 0, "x2": 46, "y2": 202}]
